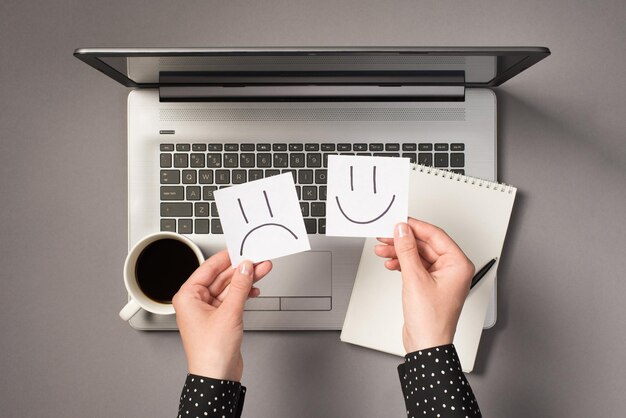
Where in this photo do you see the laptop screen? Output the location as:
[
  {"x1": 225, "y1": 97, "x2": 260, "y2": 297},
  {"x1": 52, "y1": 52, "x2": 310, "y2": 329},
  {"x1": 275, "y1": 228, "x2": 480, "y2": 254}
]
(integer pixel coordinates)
[{"x1": 74, "y1": 47, "x2": 550, "y2": 88}]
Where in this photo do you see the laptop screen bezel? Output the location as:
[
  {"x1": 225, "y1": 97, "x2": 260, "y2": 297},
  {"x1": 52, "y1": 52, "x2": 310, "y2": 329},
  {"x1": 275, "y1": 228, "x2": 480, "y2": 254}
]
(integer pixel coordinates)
[{"x1": 73, "y1": 46, "x2": 550, "y2": 89}]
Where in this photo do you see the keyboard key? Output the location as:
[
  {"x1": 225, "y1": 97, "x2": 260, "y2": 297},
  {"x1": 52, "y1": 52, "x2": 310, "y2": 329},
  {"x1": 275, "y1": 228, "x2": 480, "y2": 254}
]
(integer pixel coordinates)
[
  {"x1": 418, "y1": 153, "x2": 433, "y2": 166},
  {"x1": 203, "y1": 186, "x2": 217, "y2": 200},
  {"x1": 450, "y1": 169, "x2": 465, "y2": 175},
  {"x1": 161, "y1": 202, "x2": 192, "y2": 217},
  {"x1": 402, "y1": 153, "x2": 417, "y2": 163},
  {"x1": 305, "y1": 143, "x2": 320, "y2": 151},
  {"x1": 190, "y1": 153, "x2": 205, "y2": 167},
  {"x1": 300, "y1": 202, "x2": 309, "y2": 217},
  {"x1": 273, "y1": 143, "x2": 287, "y2": 151},
  {"x1": 450, "y1": 153, "x2": 465, "y2": 167},
  {"x1": 356, "y1": 152, "x2": 372, "y2": 156},
  {"x1": 307, "y1": 153, "x2": 322, "y2": 167},
  {"x1": 178, "y1": 219, "x2": 193, "y2": 234},
  {"x1": 315, "y1": 169, "x2": 327, "y2": 184},
  {"x1": 353, "y1": 143, "x2": 368, "y2": 151},
  {"x1": 311, "y1": 202, "x2": 326, "y2": 217},
  {"x1": 434, "y1": 153, "x2": 449, "y2": 167},
  {"x1": 340, "y1": 152, "x2": 355, "y2": 156},
  {"x1": 304, "y1": 218, "x2": 317, "y2": 234},
  {"x1": 265, "y1": 169, "x2": 281, "y2": 178},
  {"x1": 385, "y1": 143, "x2": 400, "y2": 151},
  {"x1": 323, "y1": 153, "x2": 337, "y2": 167},
  {"x1": 369, "y1": 143, "x2": 384, "y2": 151},
  {"x1": 232, "y1": 170, "x2": 247, "y2": 184},
  {"x1": 373, "y1": 153, "x2": 400, "y2": 157},
  {"x1": 418, "y1": 143, "x2": 433, "y2": 151},
  {"x1": 256, "y1": 143, "x2": 271, "y2": 151},
  {"x1": 319, "y1": 186, "x2": 327, "y2": 200},
  {"x1": 321, "y1": 143, "x2": 336, "y2": 151},
  {"x1": 240, "y1": 153, "x2": 255, "y2": 168},
  {"x1": 451, "y1": 143, "x2": 465, "y2": 151},
  {"x1": 402, "y1": 143, "x2": 417, "y2": 151},
  {"x1": 160, "y1": 186, "x2": 184, "y2": 200},
  {"x1": 206, "y1": 153, "x2": 222, "y2": 168},
  {"x1": 240, "y1": 143, "x2": 255, "y2": 151},
  {"x1": 215, "y1": 170, "x2": 230, "y2": 184},
  {"x1": 160, "y1": 219, "x2": 176, "y2": 232},
  {"x1": 281, "y1": 169, "x2": 296, "y2": 182},
  {"x1": 208, "y1": 143, "x2": 223, "y2": 151},
  {"x1": 337, "y1": 143, "x2": 351, "y2": 151},
  {"x1": 318, "y1": 218, "x2": 326, "y2": 234},
  {"x1": 198, "y1": 170, "x2": 214, "y2": 184},
  {"x1": 224, "y1": 143, "x2": 239, "y2": 151},
  {"x1": 273, "y1": 153, "x2": 289, "y2": 168},
  {"x1": 186, "y1": 186, "x2": 201, "y2": 200},
  {"x1": 289, "y1": 144, "x2": 303, "y2": 151},
  {"x1": 290, "y1": 153, "x2": 305, "y2": 167},
  {"x1": 160, "y1": 170, "x2": 180, "y2": 184},
  {"x1": 224, "y1": 153, "x2": 239, "y2": 167},
  {"x1": 192, "y1": 144, "x2": 207, "y2": 151},
  {"x1": 160, "y1": 144, "x2": 174, "y2": 151},
  {"x1": 211, "y1": 202, "x2": 219, "y2": 216},
  {"x1": 249, "y1": 170, "x2": 264, "y2": 181},
  {"x1": 160, "y1": 153, "x2": 172, "y2": 168},
  {"x1": 302, "y1": 186, "x2": 317, "y2": 200},
  {"x1": 195, "y1": 202, "x2": 209, "y2": 217},
  {"x1": 195, "y1": 219, "x2": 209, "y2": 234},
  {"x1": 176, "y1": 144, "x2": 190, "y2": 151},
  {"x1": 435, "y1": 143, "x2": 449, "y2": 151},
  {"x1": 174, "y1": 153, "x2": 188, "y2": 168},
  {"x1": 257, "y1": 153, "x2": 272, "y2": 167},
  {"x1": 211, "y1": 219, "x2": 223, "y2": 234},
  {"x1": 182, "y1": 170, "x2": 197, "y2": 184},
  {"x1": 298, "y1": 170, "x2": 314, "y2": 184}
]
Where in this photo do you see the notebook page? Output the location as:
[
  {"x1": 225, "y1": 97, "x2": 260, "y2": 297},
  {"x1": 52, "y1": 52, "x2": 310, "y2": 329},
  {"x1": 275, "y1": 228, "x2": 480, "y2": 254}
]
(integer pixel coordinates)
[{"x1": 341, "y1": 167, "x2": 516, "y2": 372}]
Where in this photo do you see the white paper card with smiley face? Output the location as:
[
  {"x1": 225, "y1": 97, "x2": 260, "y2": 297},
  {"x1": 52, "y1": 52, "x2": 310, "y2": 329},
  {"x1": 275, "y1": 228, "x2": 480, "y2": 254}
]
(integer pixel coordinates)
[
  {"x1": 326, "y1": 155, "x2": 410, "y2": 238},
  {"x1": 214, "y1": 173, "x2": 310, "y2": 264}
]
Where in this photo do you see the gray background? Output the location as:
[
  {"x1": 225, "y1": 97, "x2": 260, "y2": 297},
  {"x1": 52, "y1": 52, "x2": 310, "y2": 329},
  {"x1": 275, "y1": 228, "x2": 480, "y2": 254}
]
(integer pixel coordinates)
[{"x1": 1, "y1": 0, "x2": 625, "y2": 416}]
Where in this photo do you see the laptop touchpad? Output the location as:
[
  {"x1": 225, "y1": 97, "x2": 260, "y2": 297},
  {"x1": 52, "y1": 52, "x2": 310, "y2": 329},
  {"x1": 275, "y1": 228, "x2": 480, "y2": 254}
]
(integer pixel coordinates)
[{"x1": 255, "y1": 251, "x2": 332, "y2": 298}]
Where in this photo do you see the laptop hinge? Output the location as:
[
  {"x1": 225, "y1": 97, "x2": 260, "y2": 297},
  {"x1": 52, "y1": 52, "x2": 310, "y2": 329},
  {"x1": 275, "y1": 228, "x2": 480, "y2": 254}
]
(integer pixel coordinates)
[{"x1": 158, "y1": 71, "x2": 465, "y2": 102}]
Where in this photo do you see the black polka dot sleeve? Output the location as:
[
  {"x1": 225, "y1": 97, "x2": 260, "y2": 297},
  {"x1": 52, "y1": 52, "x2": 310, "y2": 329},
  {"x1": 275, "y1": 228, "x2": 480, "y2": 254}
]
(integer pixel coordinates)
[
  {"x1": 398, "y1": 344, "x2": 481, "y2": 417},
  {"x1": 177, "y1": 374, "x2": 246, "y2": 418}
]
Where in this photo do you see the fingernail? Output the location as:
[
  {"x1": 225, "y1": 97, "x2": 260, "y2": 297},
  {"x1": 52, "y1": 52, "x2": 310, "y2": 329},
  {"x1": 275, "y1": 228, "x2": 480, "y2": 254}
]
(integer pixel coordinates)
[
  {"x1": 395, "y1": 223, "x2": 409, "y2": 238},
  {"x1": 239, "y1": 260, "x2": 252, "y2": 276}
]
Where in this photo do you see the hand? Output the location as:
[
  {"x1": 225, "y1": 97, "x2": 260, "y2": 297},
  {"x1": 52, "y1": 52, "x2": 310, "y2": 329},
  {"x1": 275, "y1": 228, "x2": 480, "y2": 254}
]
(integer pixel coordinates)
[
  {"x1": 172, "y1": 250, "x2": 272, "y2": 381},
  {"x1": 374, "y1": 218, "x2": 475, "y2": 353}
]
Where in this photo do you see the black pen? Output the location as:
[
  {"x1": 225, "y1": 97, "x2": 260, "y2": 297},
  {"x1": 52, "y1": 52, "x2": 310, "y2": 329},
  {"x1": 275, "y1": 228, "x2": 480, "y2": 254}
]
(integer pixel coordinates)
[{"x1": 470, "y1": 258, "x2": 498, "y2": 289}]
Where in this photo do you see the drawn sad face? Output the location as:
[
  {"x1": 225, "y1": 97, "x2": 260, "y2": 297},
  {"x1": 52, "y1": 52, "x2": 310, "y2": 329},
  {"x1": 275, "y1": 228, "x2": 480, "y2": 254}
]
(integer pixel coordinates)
[
  {"x1": 213, "y1": 173, "x2": 311, "y2": 264},
  {"x1": 326, "y1": 155, "x2": 409, "y2": 237}
]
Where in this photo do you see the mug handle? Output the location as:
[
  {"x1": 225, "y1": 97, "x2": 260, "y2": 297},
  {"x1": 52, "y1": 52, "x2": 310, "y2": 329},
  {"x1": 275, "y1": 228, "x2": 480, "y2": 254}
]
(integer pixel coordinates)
[{"x1": 119, "y1": 298, "x2": 141, "y2": 321}]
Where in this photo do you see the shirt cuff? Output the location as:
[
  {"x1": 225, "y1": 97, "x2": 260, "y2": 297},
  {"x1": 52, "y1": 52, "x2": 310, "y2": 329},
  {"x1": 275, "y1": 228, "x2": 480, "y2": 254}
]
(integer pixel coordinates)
[{"x1": 178, "y1": 373, "x2": 246, "y2": 418}]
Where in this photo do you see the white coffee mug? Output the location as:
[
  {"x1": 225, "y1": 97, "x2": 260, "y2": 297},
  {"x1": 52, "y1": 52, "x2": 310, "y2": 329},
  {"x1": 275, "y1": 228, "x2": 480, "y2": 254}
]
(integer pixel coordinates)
[{"x1": 119, "y1": 232, "x2": 204, "y2": 321}]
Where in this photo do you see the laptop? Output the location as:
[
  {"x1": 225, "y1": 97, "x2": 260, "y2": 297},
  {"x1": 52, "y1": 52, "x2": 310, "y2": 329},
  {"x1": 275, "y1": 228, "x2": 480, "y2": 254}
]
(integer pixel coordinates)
[{"x1": 74, "y1": 47, "x2": 550, "y2": 331}]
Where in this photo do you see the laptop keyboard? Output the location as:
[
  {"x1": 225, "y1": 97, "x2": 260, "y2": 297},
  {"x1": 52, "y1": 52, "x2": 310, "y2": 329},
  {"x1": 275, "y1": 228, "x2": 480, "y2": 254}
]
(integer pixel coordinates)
[{"x1": 159, "y1": 142, "x2": 465, "y2": 234}]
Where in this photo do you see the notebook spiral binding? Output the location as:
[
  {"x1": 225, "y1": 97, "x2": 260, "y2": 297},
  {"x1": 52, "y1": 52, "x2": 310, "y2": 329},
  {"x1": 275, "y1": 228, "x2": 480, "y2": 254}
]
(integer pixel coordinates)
[{"x1": 411, "y1": 164, "x2": 516, "y2": 194}]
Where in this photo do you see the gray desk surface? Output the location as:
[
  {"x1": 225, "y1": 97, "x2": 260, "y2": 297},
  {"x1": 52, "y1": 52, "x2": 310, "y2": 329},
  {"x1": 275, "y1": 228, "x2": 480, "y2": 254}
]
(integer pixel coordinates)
[{"x1": 2, "y1": 0, "x2": 625, "y2": 416}]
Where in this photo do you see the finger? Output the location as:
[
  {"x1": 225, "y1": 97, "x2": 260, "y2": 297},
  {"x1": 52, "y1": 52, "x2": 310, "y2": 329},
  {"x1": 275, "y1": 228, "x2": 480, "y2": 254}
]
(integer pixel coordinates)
[
  {"x1": 253, "y1": 260, "x2": 273, "y2": 282},
  {"x1": 208, "y1": 260, "x2": 273, "y2": 297},
  {"x1": 385, "y1": 259, "x2": 401, "y2": 271},
  {"x1": 184, "y1": 250, "x2": 232, "y2": 288},
  {"x1": 376, "y1": 237, "x2": 394, "y2": 245},
  {"x1": 249, "y1": 287, "x2": 261, "y2": 298},
  {"x1": 393, "y1": 222, "x2": 430, "y2": 281},
  {"x1": 220, "y1": 260, "x2": 254, "y2": 314},
  {"x1": 407, "y1": 218, "x2": 463, "y2": 257},
  {"x1": 415, "y1": 240, "x2": 439, "y2": 265},
  {"x1": 375, "y1": 244, "x2": 397, "y2": 259}
]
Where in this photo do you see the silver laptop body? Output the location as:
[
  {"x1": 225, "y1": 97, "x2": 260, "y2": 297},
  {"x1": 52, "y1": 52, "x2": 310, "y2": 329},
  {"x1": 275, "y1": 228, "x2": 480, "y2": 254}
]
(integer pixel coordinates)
[{"x1": 74, "y1": 47, "x2": 550, "y2": 331}]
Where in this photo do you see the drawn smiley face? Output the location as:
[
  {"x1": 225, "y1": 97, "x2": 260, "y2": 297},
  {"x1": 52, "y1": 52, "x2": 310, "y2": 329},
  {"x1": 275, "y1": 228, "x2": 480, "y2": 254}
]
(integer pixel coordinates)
[
  {"x1": 236, "y1": 189, "x2": 299, "y2": 256},
  {"x1": 334, "y1": 164, "x2": 396, "y2": 224}
]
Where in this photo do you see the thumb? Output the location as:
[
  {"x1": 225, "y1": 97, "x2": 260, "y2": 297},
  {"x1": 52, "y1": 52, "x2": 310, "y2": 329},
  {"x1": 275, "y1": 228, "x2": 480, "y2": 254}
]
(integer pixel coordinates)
[
  {"x1": 393, "y1": 222, "x2": 430, "y2": 282},
  {"x1": 222, "y1": 260, "x2": 254, "y2": 313}
]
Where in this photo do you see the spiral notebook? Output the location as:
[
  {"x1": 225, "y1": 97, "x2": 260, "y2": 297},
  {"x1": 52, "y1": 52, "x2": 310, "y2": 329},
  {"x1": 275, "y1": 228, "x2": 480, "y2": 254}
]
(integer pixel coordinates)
[{"x1": 340, "y1": 165, "x2": 517, "y2": 372}]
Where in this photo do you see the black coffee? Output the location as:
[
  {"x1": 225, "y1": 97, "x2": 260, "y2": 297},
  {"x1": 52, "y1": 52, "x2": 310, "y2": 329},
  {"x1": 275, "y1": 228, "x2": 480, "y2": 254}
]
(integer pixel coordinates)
[{"x1": 135, "y1": 238, "x2": 200, "y2": 303}]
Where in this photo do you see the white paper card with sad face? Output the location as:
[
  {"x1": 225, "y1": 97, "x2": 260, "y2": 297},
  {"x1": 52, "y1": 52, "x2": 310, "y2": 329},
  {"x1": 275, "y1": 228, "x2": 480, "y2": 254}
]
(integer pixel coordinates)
[
  {"x1": 326, "y1": 155, "x2": 410, "y2": 238},
  {"x1": 214, "y1": 173, "x2": 310, "y2": 264}
]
